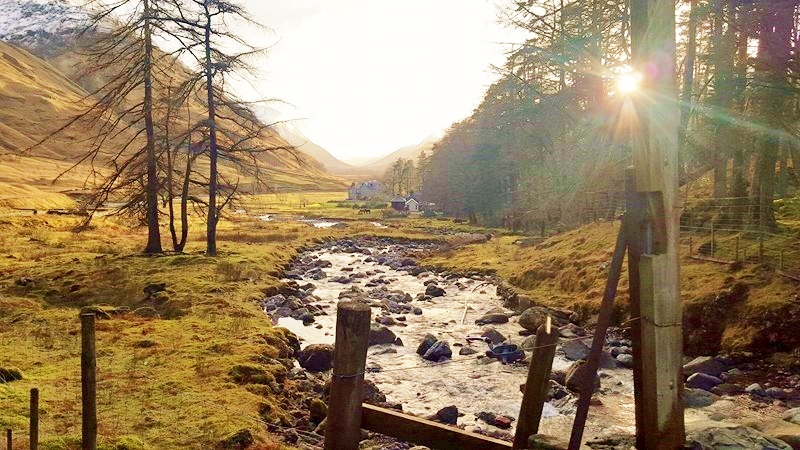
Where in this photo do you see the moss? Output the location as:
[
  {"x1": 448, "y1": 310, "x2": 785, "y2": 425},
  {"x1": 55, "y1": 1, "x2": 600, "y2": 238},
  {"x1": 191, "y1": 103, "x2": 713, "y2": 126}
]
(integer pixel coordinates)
[
  {"x1": 229, "y1": 364, "x2": 275, "y2": 385},
  {"x1": 0, "y1": 367, "x2": 23, "y2": 383},
  {"x1": 216, "y1": 429, "x2": 254, "y2": 450}
]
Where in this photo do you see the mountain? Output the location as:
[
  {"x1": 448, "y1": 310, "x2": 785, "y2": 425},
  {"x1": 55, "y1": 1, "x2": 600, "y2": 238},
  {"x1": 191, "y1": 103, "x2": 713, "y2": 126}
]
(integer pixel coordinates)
[
  {"x1": 275, "y1": 123, "x2": 358, "y2": 175},
  {"x1": 0, "y1": 0, "x2": 346, "y2": 208},
  {"x1": 358, "y1": 134, "x2": 440, "y2": 174}
]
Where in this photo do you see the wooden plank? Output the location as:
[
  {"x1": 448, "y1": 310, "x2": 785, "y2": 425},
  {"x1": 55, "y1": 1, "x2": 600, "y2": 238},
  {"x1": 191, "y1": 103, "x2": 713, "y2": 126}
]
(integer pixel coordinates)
[
  {"x1": 324, "y1": 302, "x2": 371, "y2": 450},
  {"x1": 361, "y1": 404, "x2": 513, "y2": 450},
  {"x1": 513, "y1": 322, "x2": 558, "y2": 449}
]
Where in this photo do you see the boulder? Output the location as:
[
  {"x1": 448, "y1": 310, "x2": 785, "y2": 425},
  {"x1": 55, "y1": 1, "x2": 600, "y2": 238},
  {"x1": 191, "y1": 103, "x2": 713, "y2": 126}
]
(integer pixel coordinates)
[
  {"x1": 683, "y1": 356, "x2": 726, "y2": 378},
  {"x1": 561, "y1": 340, "x2": 590, "y2": 361},
  {"x1": 745, "y1": 383, "x2": 766, "y2": 397},
  {"x1": 297, "y1": 344, "x2": 334, "y2": 372},
  {"x1": 686, "y1": 373, "x2": 723, "y2": 391},
  {"x1": 459, "y1": 346, "x2": 479, "y2": 356},
  {"x1": 482, "y1": 328, "x2": 507, "y2": 346},
  {"x1": 784, "y1": 408, "x2": 800, "y2": 426},
  {"x1": 686, "y1": 421, "x2": 792, "y2": 450},
  {"x1": 417, "y1": 334, "x2": 438, "y2": 355},
  {"x1": 521, "y1": 335, "x2": 537, "y2": 351},
  {"x1": 754, "y1": 420, "x2": 800, "y2": 450},
  {"x1": 518, "y1": 307, "x2": 551, "y2": 332},
  {"x1": 516, "y1": 294, "x2": 535, "y2": 310},
  {"x1": 430, "y1": 405, "x2": 459, "y2": 425},
  {"x1": 616, "y1": 354, "x2": 634, "y2": 368},
  {"x1": 528, "y1": 434, "x2": 571, "y2": 450},
  {"x1": 368, "y1": 325, "x2": 397, "y2": 346},
  {"x1": 565, "y1": 361, "x2": 600, "y2": 394},
  {"x1": 425, "y1": 284, "x2": 446, "y2": 297},
  {"x1": 422, "y1": 340, "x2": 452, "y2": 362},
  {"x1": 684, "y1": 388, "x2": 720, "y2": 408},
  {"x1": 475, "y1": 313, "x2": 509, "y2": 325}
]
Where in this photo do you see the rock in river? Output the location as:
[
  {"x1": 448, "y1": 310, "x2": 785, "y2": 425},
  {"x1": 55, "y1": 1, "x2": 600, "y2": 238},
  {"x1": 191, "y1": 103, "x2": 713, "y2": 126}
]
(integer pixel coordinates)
[
  {"x1": 475, "y1": 313, "x2": 509, "y2": 325},
  {"x1": 518, "y1": 306, "x2": 551, "y2": 332},
  {"x1": 422, "y1": 340, "x2": 452, "y2": 362},
  {"x1": 425, "y1": 284, "x2": 446, "y2": 297},
  {"x1": 297, "y1": 344, "x2": 334, "y2": 372},
  {"x1": 368, "y1": 325, "x2": 397, "y2": 346},
  {"x1": 417, "y1": 334, "x2": 438, "y2": 355}
]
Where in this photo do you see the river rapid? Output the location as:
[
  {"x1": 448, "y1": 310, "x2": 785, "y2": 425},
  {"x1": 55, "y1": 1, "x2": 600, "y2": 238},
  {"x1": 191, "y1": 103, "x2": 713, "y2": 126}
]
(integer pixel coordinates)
[{"x1": 273, "y1": 238, "x2": 640, "y2": 443}]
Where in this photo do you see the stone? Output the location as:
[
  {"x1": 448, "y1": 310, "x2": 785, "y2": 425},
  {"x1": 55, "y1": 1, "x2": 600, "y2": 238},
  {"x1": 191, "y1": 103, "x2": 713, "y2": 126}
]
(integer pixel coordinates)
[
  {"x1": 475, "y1": 411, "x2": 514, "y2": 429},
  {"x1": 459, "y1": 346, "x2": 479, "y2": 356},
  {"x1": 745, "y1": 383, "x2": 766, "y2": 396},
  {"x1": 368, "y1": 325, "x2": 397, "y2": 346},
  {"x1": 412, "y1": 307, "x2": 423, "y2": 315},
  {"x1": 425, "y1": 284, "x2": 446, "y2": 297},
  {"x1": 217, "y1": 429, "x2": 254, "y2": 450},
  {"x1": 518, "y1": 307, "x2": 551, "y2": 332},
  {"x1": 683, "y1": 356, "x2": 726, "y2": 378},
  {"x1": 297, "y1": 344, "x2": 334, "y2": 372},
  {"x1": 711, "y1": 383, "x2": 744, "y2": 396},
  {"x1": 565, "y1": 361, "x2": 600, "y2": 394},
  {"x1": 417, "y1": 334, "x2": 438, "y2": 355},
  {"x1": 482, "y1": 328, "x2": 507, "y2": 346},
  {"x1": 517, "y1": 294, "x2": 535, "y2": 310},
  {"x1": 309, "y1": 398, "x2": 327, "y2": 424},
  {"x1": 378, "y1": 316, "x2": 396, "y2": 326},
  {"x1": 475, "y1": 313, "x2": 509, "y2": 325},
  {"x1": 686, "y1": 421, "x2": 792, "y2": 450},
  {"x1": 754, "y1": 419, "x2": 800, "y2": 450},
  {"x1": 528, "y1": 434, "x2": 570, "y2": 450},
  {"x1": 422, "y1": 340, "x2": 452, "y2": 362},
  {"x1": 766, "y1": 387, "x2": 789, "y2": 400},
  {"x1": 430, "y1": 405, "x2": 458, "y2": 425},
  {"x1": 616, "y1": 354, "x2": 634, "y2": 368},
  {"x1": 686, "y1": 373, "x2": 723, "y2": 391},
  {"x1": 684, "y1": 388, "x2": 720, "y2": 408},
  {"x1": 561, "y1": 340, "x2": 590, "y2": 361},
  {"x1": 521, "y1": 335, "x2": 537, "y2": 351},
  {"x1": 784, "y1": 408, "x2": 800, "y2": 426}
]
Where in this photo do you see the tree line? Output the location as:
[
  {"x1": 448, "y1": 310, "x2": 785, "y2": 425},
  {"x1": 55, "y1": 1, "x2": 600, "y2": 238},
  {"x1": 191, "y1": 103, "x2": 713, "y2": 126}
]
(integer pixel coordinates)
[
  {"x1": 422, "y1": 0, "x2": 799, "y2": 232},
  {"x1": 32, "y1": 0, "x2": 294, "y2": 255}
]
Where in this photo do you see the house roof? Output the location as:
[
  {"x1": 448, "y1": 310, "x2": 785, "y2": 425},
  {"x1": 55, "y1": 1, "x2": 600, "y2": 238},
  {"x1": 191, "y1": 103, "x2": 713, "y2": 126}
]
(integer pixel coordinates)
[
  {"x1": 405, "y1": 198, "x2": 419, "y2": 205},
  {"x1": 391, "y1": 196, "x2": 406, "y2": 203}
]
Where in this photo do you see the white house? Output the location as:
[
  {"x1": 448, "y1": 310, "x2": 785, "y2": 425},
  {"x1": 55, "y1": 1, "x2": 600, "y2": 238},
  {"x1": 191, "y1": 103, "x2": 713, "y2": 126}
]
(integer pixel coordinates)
[
  {"x1": 405, "y1": 198, "x2": 420, "y2": 212},
  {"x1": 348, "y1": 180, "x2": 386, "y2": 200}
]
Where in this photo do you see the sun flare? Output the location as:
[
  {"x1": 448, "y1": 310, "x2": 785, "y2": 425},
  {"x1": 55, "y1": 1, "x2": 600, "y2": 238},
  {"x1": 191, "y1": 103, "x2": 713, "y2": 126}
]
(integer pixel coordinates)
[{"x1": 617, "y1": 72, "x2": 642, "y2": 94}]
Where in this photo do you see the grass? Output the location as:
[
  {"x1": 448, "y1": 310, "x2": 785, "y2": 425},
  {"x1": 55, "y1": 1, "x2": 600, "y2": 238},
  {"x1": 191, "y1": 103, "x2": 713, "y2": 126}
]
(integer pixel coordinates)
[{"x1": 1, "y1": 196, "x2": 798, "y2": 449}]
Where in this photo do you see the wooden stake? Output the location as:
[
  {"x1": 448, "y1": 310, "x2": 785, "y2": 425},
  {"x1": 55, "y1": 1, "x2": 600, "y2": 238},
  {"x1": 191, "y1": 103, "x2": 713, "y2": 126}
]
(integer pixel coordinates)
[
  {"x1": 568, "y1": 226, "x2": 627, "y2": 450},
  {"x1": 6, "y1": 429, "x2": 10, "y2": 450},
  {"x1": 81, "y1": 313, "x2": 97, "y2": 450},
  {"x1": 29, "y1": 388, "x2": 38, "y2": 450},
  {"x1": 513, "y1": 319, "x2": 558, "y2": 449},
  {"x1": 325, "y1": 301, "x2": 371, "y2": 450}
]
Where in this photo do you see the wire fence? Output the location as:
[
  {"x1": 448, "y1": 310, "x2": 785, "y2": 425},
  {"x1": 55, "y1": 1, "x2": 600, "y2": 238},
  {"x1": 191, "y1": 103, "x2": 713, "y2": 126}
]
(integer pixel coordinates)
[{"x1": 577, "y1": 194, "x2": 800, "y2": 281}]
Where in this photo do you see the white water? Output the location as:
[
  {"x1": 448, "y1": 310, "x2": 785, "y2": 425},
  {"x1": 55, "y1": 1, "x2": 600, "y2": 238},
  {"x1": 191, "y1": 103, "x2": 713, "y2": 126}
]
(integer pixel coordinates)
[{"x1": 279, "y1": 249, "x2": 639, "y2": 444}]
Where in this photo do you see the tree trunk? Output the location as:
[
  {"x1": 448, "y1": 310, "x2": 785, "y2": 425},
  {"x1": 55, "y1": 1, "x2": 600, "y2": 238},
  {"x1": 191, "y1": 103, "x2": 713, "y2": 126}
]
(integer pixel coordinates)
[
  {"x1": 204, "y1": 8, "x2": 219, "y2": 256},
  {"x1": 730, "y1": 0, "x2": 750, "y2": 200},
  {"x1": 143, "y1": 0, "x2": 162, "y2": 254},
  {"x1": 679, "y1": 0, "x2": 697, "y2": 183}
]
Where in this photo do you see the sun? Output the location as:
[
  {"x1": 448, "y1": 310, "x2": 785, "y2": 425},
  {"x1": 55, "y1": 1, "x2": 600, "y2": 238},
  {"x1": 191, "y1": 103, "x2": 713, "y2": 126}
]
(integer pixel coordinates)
[{"x1": 616, "y1": 72, "x2": 642, "y2": 94}]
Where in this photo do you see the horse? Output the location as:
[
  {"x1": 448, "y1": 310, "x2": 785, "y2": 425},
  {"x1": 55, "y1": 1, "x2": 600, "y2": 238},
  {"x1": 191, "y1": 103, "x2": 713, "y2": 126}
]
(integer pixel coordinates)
[{"x1": 358, "y1": 208, "x2": 371, "y2": 215}]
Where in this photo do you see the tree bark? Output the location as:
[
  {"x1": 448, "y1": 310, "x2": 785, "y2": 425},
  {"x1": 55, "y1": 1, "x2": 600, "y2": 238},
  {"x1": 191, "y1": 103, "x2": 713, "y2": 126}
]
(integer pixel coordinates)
[
  {"x1": 143, "y1": 0, "x2": 162, "y2": 254},
  {"x1": 204, "y1": 4, "x2": 219, "y2": 256}
]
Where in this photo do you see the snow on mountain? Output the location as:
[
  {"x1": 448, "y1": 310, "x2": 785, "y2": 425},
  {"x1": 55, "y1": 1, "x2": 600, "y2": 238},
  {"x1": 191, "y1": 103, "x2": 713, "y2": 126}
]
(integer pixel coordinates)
[{"x1": 0, "y1": 0, "x2": 88, "y2": 55}]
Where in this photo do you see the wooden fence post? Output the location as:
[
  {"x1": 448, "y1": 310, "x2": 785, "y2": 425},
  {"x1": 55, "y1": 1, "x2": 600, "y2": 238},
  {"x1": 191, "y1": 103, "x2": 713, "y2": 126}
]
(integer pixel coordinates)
[
  {"x1": 325, "y1": 302, "x2": 371, "y2": 450},
  {"x1": 513, "y1": 320, "x2": 558, "y2": 449},
  {"x1": 29, "y1": 388, "x2": 38, "y2": 450},
  {"x1": 81, "y1": 313, "x2": 97, "y2": 450},
  {"x1": 710, "y1": 222, "x2": 716, "y2": 258},
  {"x1": 6, "y1": 428, "x2": 10, "y2": 450}
]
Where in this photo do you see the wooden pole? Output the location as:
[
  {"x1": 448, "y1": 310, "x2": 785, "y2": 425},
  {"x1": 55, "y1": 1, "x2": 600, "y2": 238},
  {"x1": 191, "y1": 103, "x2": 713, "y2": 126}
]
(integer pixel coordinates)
[
  {"x1": 6, "y1": 429, "x2": 10, "y2": 450},
  {"x1": 710, "y1": 222, "x2": 716, "y2": 258},
  {"x1": 325, "y1": 302, "x2": 371, "y2": 450},
  {"x1": 29, "y1": 388, "x2": 38, "y2": 450},
  {"x1": 568, "y1": 226, "x2": 627, "y2": 450},
  {"x1": 630, "y1": 0, "x2": 685, "y2": 447},
  {"x1": 81, "y1": 313, "x2": 97, "y2": 450},
  {"x1": 513, "y1": 320, "x2": 558, "y2": 449}
]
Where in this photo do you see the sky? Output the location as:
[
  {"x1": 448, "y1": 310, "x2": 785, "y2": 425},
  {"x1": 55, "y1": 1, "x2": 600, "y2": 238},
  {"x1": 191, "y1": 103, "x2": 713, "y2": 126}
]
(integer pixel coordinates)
[{"x1": 233, "y1": 1, "x2": 521, "y2": 162}]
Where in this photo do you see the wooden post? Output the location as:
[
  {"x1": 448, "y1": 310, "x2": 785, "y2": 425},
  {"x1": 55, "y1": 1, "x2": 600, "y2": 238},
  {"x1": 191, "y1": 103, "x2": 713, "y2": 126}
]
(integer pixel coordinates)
[
  {"x1": 6, "y1": 429, "x2": 10, "y2": 450},
  {"x1": 81, "y1": 313, "x2": 97, "y2": 450},
  {"x1": 513, "y1": 320, "x2": 558, "y2": 449},
  {"x1": 630, "y1": 0, "x2": 685, "y2": 447},
  {"x1": 325, "y1": 302, "x2": 371, "y2": 450},
  {"x1": 710, "y1": 222, "x2": 716, "y2": 258},
  {"x1": 568, "y1": 225, "x2": 628, "y2": 450},
  {"x1": 29, "y1": 388, "x2": 38, "y2": 450}
]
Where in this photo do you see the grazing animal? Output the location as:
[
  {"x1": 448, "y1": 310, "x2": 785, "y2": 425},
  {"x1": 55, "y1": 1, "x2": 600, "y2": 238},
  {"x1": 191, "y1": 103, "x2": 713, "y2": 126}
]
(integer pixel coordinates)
[{"x1": 358, "y1": 208, "x2": 371, "y2": 215}]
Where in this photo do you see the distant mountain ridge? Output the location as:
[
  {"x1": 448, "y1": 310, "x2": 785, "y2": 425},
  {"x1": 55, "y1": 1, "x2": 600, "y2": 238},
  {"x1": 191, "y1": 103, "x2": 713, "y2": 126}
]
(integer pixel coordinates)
[{"x1": 357, "y1": 134, "x2": 439, "y2": 173}]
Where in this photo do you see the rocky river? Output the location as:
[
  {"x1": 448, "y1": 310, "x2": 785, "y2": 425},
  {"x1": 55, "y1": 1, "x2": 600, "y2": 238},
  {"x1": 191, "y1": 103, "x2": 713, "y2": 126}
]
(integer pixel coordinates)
[{"x1": 262, "y1": 237, "x2": 800, "y2": 449}]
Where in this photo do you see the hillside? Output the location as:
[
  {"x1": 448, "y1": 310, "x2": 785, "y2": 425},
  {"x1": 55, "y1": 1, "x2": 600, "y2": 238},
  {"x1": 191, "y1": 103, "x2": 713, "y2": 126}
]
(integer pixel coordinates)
[
  {"x1": 275, "y1": 123, "x2": 376, "y2": 177},
  {"x1": 357, "y1": 133, "x2": 439, "y2": 173},
  {"x1": 0, "y1": 0, "x2": 347, "y2": 208}
]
